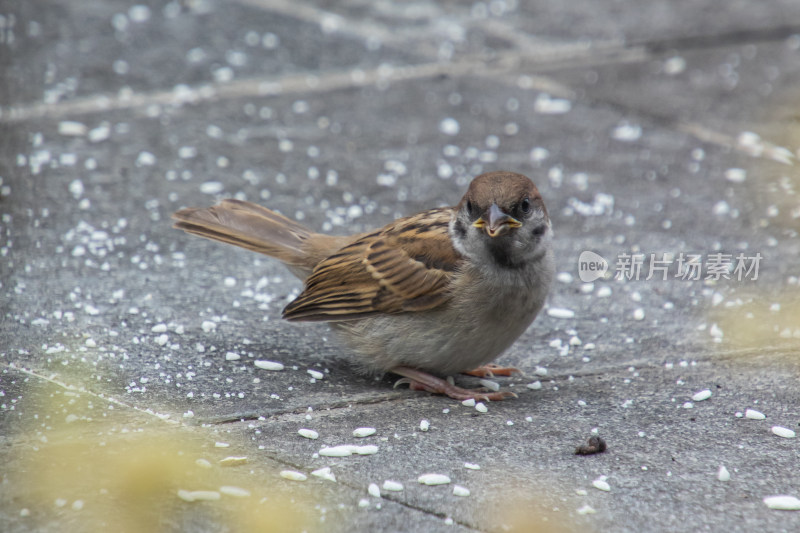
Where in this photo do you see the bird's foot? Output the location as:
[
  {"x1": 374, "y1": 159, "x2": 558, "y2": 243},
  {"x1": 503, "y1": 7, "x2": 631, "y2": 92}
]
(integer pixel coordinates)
[
  {"x1": 462, "y1": 363, "x2": 522, "y2": 378},
  {"x1": 391, "y1": 366, "x2": 517, "y2": 402}
]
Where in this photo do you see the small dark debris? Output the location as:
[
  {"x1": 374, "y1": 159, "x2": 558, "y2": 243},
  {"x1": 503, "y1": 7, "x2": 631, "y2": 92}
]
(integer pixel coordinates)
[{"x1": 575, "y1": 436, "x2": 607, "y2": 456}]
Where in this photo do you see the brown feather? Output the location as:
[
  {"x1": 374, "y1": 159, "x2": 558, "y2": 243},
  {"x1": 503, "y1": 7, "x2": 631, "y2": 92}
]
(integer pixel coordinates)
[
  {"x1": 172, "y1": 199, "x2": 348, "y2": 278},
  {"x1": 282, "y1": 208, "x2": 461, "y2": 321}
]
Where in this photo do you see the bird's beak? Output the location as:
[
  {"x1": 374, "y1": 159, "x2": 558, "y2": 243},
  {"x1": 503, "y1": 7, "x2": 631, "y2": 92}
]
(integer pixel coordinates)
[{"x1": 472, "y1": 204, "x2": 521, "y2": 238}]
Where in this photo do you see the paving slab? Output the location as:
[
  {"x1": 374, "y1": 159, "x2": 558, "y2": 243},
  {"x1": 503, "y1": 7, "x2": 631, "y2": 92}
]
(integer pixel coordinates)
[{"x1": 2, "y1": 0, "x2": 799, "y2": 532}]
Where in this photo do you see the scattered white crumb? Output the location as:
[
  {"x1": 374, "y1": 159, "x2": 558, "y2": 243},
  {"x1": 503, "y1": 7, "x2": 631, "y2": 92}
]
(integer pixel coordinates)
[
  {"x1": 319, "y1": 446, "x2": 353, "y2": 457},
  {"x1": 763, "y1": 495, "x2": 800, "y2": 510},
  {"x1": 479, "y1": 379, "x2": 500, "y2": 392},
  {"x1": 534, "y1": 366, "x2": 548, "y2": 376},
  {"x1": 464, "y1": 462, "x2": 480, "y2": 470},
  {"x1": 353, "y1": 427, "x2": 377, "y2": 438},
  {"x1": 717, "y1": 465, "x2": 731, "y2": 482},
  {"x1": 534, "y1": 93, "x2": 572, "y2": 114},
  {"x1": 461, "y1": 398, "x2": 476, "y2": 407},
  {"x1": 772, "y1": 426, "x2": 796, "y2": 439},
  {"x1": 354, "y1": 445, "x2": 379, "y2": 455},
  {"x1": 439, "y1": 118, "x2": 460, "y2": 136},
  {"x1": 58, "y1": 121, "x2": 87, "y2": 136},
  {"x1": 692, "y1": 389, "x2": 712, "y2": 402},
  {"x1": 724, "y1": 168, "x2": 747, "y2": 183},
  {"x1": 307, "y1": 369, "x2": 324, "y2": 380},
  {"x1": 453, "y1": 485, "x2": 470, "y2": 497},
  {"x1": 418, "y1": 473, "x2": 451, "y2": 485},
  {"x1": 177, "y1": 490, "x2": 221, "y2": 502},
  {"x1": 596, "y1": 286, "x2": 612, "y2": 297},
  {"x1": 225, "y1": 351, "x2": 240, "y2": 361},
  {"x1": 254, "y1": 360, "x2": 284, "y2": 371},
  {"x1": 745, "y1": 409, "x2": 766, "y2": 420},
  {"x1": 577, "y1": 504, "x2": 596, "y2": 515},
  {"x1": 419, "y1": 420, "x2": 430, "y2": 432},
  {"x1": 368, "y1": 483, "x2": 381, "y2": 498},
  {"x1": 382, "y1": 480, "x2": 404, "y2": 492},
  {"x1": 201, "y1": 320, "x2": 217, "y2": 332},
  {"x1": 633, "y1": 308, "x2": 645, "y2": 321},
  {"x1": 318, "y1": 445, "x2": 378, "y2": 457},
  {"x1": 311, "y1": 467, "x2": 337, "y2": 482},
  {"x1": 219, "y1": 486, "x2": 251, "y2": 498},
  {"x1": 195, "y1": 459, "x2": 212, "y2": 468},
  {"x1": 214, "y1": 442, "x2": 230, "y2": 448},
  {"x1": 219, "y1": 456, "x2": 247, "y2": 467},
  {"x1": 613, "y1": 122, "x2": 642, "y2": 141},
  {"x1": 298, "y1": 429, "x2": 319, "y2": 440},
  {"x1": 527, "y1": 381, "x2": 542, "y2": 390},
  {"x1": 280, "y1": 470, "x2": 307, "y2": 481},
  {"x1": 475, "y1": 402, "x2": 488, "y2": 413},
  {"x1": 556, "y1": 272, "x2": 573, "y2": 283},
  {"x1": 592, "y1": 477, "x2": 611, "y2": 492},
  {"x1": 547, "y1": 307, "x2": 575, "y2": 319},
  {"x1": 200, "y1": 181, "x2": 224, "y2": 194}
]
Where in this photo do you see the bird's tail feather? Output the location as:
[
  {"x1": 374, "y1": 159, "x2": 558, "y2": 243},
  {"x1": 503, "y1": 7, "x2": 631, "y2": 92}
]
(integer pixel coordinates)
[{"x1": 173, "y1": 199, "x2": 317, "y2": 269}]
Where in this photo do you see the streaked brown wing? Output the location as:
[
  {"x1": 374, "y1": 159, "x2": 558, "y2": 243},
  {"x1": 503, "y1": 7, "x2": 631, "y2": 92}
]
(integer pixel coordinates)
[{"x1": 282, "y1": 208, "x2": 460, "y2": 321}]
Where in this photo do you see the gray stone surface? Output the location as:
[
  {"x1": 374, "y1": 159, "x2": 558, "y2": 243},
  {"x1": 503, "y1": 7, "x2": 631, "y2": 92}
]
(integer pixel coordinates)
[{"x1": 2, "y1": 1, "x2": 800, "y2": 532}]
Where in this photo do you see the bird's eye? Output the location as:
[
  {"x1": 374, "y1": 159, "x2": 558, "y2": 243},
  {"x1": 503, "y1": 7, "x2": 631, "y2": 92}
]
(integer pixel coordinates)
[
  {"x1": 466, "y1": 200, "x2": 477, "y2": 218},
  {"x1": 520, "y1": 197, "x2": 531, "y2": 214}
]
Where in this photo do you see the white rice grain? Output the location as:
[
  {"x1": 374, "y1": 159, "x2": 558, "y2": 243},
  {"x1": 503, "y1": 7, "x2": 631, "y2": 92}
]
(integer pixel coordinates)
[
  {"x1": 772, "y1": 426, "x2": 796, "y2": 439},
  {"x1": 280, "y1": 470, "x2": 307, "y2": 481},
  {"x1": 298, "y1": 429, "x2": 319, "y2": 440},
  {"x1": 319, "y1": 445, "x2": 354, "y2": 457},
  {"x1": 382, "y1": 480, "x2": 404, "y2": 492},
  {"x1": 219, "y1": 456, "x2": 247, "y2": 467},
  {"x1": 418, "y1": 473, "x2": 451, "y2": 485},
  {"x1": 254, "y1": 360, "x2": 284, "y2": 371},
  {"x1": 763, "y1": 495, "x2": 800, "y2": 510},
  {"x1": 692, "y1": 389, "x2": 712, "y2": 402},
  {"x1": 353, "y1": 427, "x2": 377, "y2": 438},
  {"x1": 547, "y1": 307, "x2": 575, "y2": 319},
  {"x1": 479, "y1": 379, "x2": 500, "y2": 392},
  {"x1": 592, "y1": 477, "x2": 611, "y2": 492},
  {"x1": 178, "y1": 490, "x2": 220, "y2": 502},
  {"x1": 311, "y1": 467, "x2": 337, "y2": 482},
  {"x1": 219, "y1": 486, "x2": 251, "y2": 498},
  {"x1": 453, "y1": 485, "x2": 470, "y2": 497}
]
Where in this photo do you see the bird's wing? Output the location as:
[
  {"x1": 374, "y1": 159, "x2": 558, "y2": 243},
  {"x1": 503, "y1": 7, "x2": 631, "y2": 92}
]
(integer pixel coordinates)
[{"x1": 282, "y1": 208, "x2": 461, "y2": 321}]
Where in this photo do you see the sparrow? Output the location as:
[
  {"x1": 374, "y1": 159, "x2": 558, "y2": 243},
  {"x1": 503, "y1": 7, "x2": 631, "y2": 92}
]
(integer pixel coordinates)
[{"x1": 172, "y1": 171, "x2": 555, "y2": 401}]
